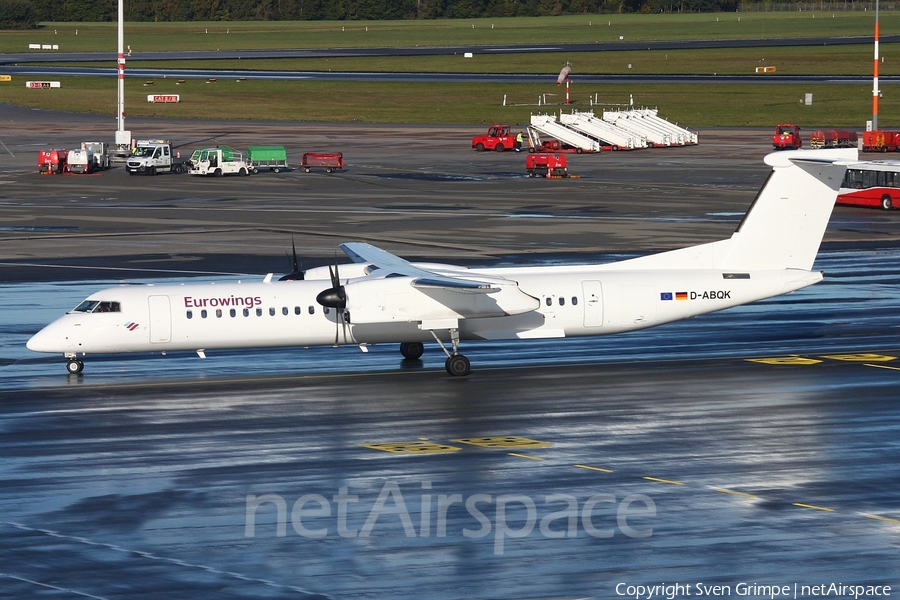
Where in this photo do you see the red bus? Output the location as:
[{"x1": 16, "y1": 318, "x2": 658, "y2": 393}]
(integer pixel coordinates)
[{"x1": 837, "y1": 160, "x2": 900, "y2": 210}]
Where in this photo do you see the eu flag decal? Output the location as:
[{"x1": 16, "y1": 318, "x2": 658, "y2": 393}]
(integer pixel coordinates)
[{"x1": 660, "y1": 292, "x2": 673, "y2": 301}]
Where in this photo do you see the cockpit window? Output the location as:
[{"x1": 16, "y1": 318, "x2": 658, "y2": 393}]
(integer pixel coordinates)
[
  {"x1": 71, "y1": 300, "x2": 120, "y2": 313},
  {"x1": 72, "y1": 300, "x2": 99, "y2": 313}
]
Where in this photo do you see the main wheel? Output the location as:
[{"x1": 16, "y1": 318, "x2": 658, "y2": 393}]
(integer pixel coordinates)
[
  {"x1": 66, "y1": 359, "x2": 84, "y2": 375},
  {"x1": 475, "y1": 142, "x2": 485, "y2": 152},
  {"x1": 882, "y1": 195, "x2": 893, "y2": 210},
  {"x1": 400, "y1": 342, "x2": 424, "y2": 360},
  {"x1": 445, "y1": 354, "x2": 471, "y2": 377}
]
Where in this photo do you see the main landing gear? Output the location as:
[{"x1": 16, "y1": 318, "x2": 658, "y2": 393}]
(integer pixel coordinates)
[
  {"x1": 399, "y1": 342, "x2": 424, "y2": 360},
  {"x1": 427, "y1": 328, "x2": 472, "y2": 377}
]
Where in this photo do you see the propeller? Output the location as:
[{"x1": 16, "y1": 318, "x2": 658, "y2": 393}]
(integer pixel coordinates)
[
  {"x1": 315, "y1": 259, "x2": 351, "y2": 345},
  {"x1": 277, "y1": 237, "x2": 304, "y2": 281}
]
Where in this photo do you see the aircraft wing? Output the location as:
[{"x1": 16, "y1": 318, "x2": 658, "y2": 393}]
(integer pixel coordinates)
[{"x1": 340, "y1": 242, "x2": 498, "y2": 293}]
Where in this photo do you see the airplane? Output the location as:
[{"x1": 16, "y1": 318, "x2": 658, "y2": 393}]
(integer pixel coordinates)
[{"x1": 27, "y1": 148, "x2": 854, "y2": 377}]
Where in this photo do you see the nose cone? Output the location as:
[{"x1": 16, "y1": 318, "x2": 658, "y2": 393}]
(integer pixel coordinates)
[{"x1": 27, "y1": 327, "x2": 56, "y2": 353}]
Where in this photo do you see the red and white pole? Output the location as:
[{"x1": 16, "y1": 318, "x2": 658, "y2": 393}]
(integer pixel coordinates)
[
  {"x1": 873, "y1": 0, "x2": 880, "y2": 131},
  {"x1": 565, "y1": 78, "x2": 570, "y2": 105},
  {"x1": 114, "y1": 0, "x2": 130, "y2": 153}
]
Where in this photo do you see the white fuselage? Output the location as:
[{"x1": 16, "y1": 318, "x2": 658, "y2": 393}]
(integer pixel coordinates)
[{"x1": 26, "y1": 263, "x2": 822, "y2": 357}]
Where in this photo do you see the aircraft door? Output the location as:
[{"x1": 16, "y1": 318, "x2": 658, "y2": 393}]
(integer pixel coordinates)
[
  {"x1": 582, "y1": 280, "x2": 603, "y2": 327},
  {"x1": 148, "y1": 295, "x2": 172, "y2": 343}
]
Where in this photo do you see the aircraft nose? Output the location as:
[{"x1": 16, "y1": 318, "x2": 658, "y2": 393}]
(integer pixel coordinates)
[{"x1": 27, "y1": 327, "x2": 58, "y2": 353}]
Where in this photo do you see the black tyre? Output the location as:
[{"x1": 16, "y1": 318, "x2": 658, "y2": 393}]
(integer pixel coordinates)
[
  {"x1": 882, "y1": 195, "x2": 893, "y2": 210},
  {"x1": 445, "y1": 354, "x2": 471, "y2": 377},
  {"x1": 239, "y1": 167, "x2": 248, "y2": 176},
  {"x1": 575, "y1": 148, "x2": 583, "y2": 154},
  {"x1": 305, "y1": 167, "x2": 311, "y2": 173},
  {"x1": 475, "y1": 142, "x2": 485, "y2": 152},
  {"x1": 400, "y1": 342, "x2": 424, "y2": 360},
  {"x1": 495, "y1": 144, "x2": 505, "y2": 152},
  {"x1": 66, "y1": 359, "x2": 84, "y2": 375},
  {"x1": 215, "y1": 168, "x2": 223, "y2": 177},
  {"x1": 149, "y1": 166, "x2": 156, "y2": 176},
  {"x1": 273, "y1": 167, "x2": 280, "y2": 173}
]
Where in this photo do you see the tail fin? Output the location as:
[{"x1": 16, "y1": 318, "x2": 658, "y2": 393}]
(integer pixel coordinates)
[{"x1": 720, "y1": 148, "x2": 855, "y2": 271}]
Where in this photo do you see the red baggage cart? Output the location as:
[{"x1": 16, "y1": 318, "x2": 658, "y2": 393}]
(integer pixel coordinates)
[{"x1": 301, "y1": 152, "x2": 344, "y2": 173}]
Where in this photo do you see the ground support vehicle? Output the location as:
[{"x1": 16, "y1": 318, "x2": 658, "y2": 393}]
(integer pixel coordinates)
[
  {"x1": 66, "y1": 149, "x2": 95, "y2": 174},
  {"x1": 126, "y1": 140, "x2": 189, "y2": 175},
  {"x1": 82, "y1": 141, "x2": 110, "y2": 170},
  {"x1": 772, "y1": 124, "x2": 802, "y2": 150},
  {"x1": 528, "y1": 116, "x2": 599, "y2": 153},
  {"x1": 472, "y1": 125, "x2": 518, "y2": 152},
  {"x1": 837, "y1": 159, "x2": 900, "y2": 210},
  {"x1": 247, "y1": 146, "x2": 289, "y2": 173},
  {"x1": 862, "y1": 130, "x2": 900, "y2": 152},
  {"x1": 38, "y1": 149, "x2": 68, "y2": 174},
  {"x1": 526, "y1": 153, "x2": 568, "y2": 178},
  {"x1": 188, "y1": 147, "x2": 250, "y2": 177},
  {"x1": 301, "y1": 152, "x2": 344, "y2": 173},
  {"x1": 810, "y1": 129, "x2": 858, "y2": 149}
]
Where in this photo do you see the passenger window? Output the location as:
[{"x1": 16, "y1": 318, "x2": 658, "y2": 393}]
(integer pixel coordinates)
[
  {"x1": 216, "y1": 309, "x2": 222, "y2": 318},
  {"x1": 201, "y1": 309, "x2": 208, "y2": 319},
  {"x1": 230, "y1": 308, "x2": 236, "y2": 317},
  {"x1": 559, "y1": 297, "x2": 565, "y2": 306},
  {"x1": 269, "y1": 307, "x2": 276, "y2": 316},
  {"x1": 545, "y1": 297, "x2": 552, "y2": 306},
  {"x1": 282, "y1": 307, "x2": 289, "y2": 316},
  {"x1": 323, "y1": 307, "x2": 330, "y2": 315},
  {"x1": 243, "y1": 308, "x2": 250, "y2": 317},
  {"x1": 256, "y1": 308, "x2": 262, "y2": 317},
  {"x1": 295, "y1": 306, "x2": 301, "y2": 315},
  {"x1": 572, "y1": 296, "x2": 578, "y2": 305},
  {"x1": 308, "y1": 306, "x2": 315, "y2": 314},
  {"x1": 187, "y1": 310, "x2": 193, "y2": 319}
]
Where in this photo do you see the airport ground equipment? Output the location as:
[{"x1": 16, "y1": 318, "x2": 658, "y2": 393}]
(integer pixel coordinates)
[
  {"x1": 773, "y1": 124, "x2": 802, "y2": 150},
  {"x1": 126, "y1": 140, "x2": 190, "y2": 175},
  {"x1": 247, "y1": 146, "x2": 289, "y2": 173},
  {"x1": 301, "y1": 152, "x2": 344, "y2": 173},
  {"x1": 66, "y1": 149, "x2": 95, "y2": 174},
  {"x1": 603, "y1": 108, "x2": 698, "y2": 146},
  {"x1": 529, "y1": 114, "x2": 600, "y2": 153},
  {"x1": 526, "y1": 153, "x2": 567, "y2": 178},
  {"x1": 472, "y1": 125, "x2": 518, "y2": 152},
  {"x1": 188, "y1": 146, "x2": 250, "y2": 177},
  {"x1": 862, "y1": 130, "x2": 900, "y2": 152},
  {"x1": 559, "y1": 111, "x2": 646, "y2": 149},
  {"x1": 37, "y1": 149, "x2": 68, "y2": 174},
  {"x1": 81, "y1": 141, "x2": 110, "y2": 171},
  {"x1": 810, "y1": 129, "x2": 858, "y2": 149}
]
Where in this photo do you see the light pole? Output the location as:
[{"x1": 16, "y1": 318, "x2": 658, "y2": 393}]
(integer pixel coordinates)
[
  {"x1": 114, "y1": 0, "x2": 131, "y2": 158},
  {"x1": 873, "y1": 0, "x2": 880, "y2": 131}
]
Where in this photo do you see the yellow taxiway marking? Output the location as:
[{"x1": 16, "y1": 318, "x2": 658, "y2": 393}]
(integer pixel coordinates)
[
  {"x1": 864, "y1": 514, "x2": 900, "y2": 524},
  {"x1": 865, "y1": 363, "x2": 900, "y2": 372},
  {"x1": 821, "y1": 353, "x2": 897, "y2": 362},
  {"x1": 643, "y1": 476, "x2": 685, "y2": 486},
  {"x1": 453, "y1": 436, "x2": 552, "y2": 449},
  {"x1": 714, "y1": 488, "x2": 759, "y2": 499},
  {"x1": 574, "y1": 464, "x2": 615, "y2": 473},
  {"x1": 793, "y1": 503, "x2": 834, "y2": 512},
  {"x1": 746, "y1": 356, "x2": 822, "y2": 366},
  {"x1": 508, "y1": 452, "x2": 545, "y2": 461},
  {"x1": 362, "y1": 442, "x2": 461, "y2": 454}
]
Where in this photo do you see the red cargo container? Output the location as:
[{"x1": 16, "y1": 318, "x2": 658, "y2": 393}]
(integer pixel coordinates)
[
  {"x1": 810, "y1": 129, "x2": 858, "y2": 149},
  {"x1": 862, "y1": 130, "x2": 900, "y2": 152},
  {"x1": 526, "y1": 153, "x2": 567, "y2": 178},
  {"x1": 301, "y1": 152, "x2": 344, "y2": 173}
]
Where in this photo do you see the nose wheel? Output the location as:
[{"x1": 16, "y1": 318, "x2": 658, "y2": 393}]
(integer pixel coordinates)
[{"x1": 66, "y1": 359, "x2": 84, "y2": 375}]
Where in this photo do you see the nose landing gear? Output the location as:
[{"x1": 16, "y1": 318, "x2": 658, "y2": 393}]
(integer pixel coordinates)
[{"x1": 66, "y1": 358, "x2": 84, "y2": 375}]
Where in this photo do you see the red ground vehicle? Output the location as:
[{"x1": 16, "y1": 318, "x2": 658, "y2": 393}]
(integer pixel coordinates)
[
  {"x1": 37, "y1": 149, "x2": 69, "y2": 174},
  {"x1": 810, "y1": 129, "x2": 858, "y2": 149},
  {"x1": 529, "y1": 138, "x2": 583, "y2": 153},
  {"x1": 301, "y1": 152, "x2": 343, "y2": 173},
  {"x1": 472, "y1": 125, "x2": 517, "y2": 152},
  {"x1": 862, "y1": 130, "x2": 900, "y2": 152},
  {"x1": 772, "y1": 124, "x2": 802, "y2": 150},
  {"x1": 526, "y1": 153, "x2": 567, "y2": 178},
  {"x1": 837, "y1": 160, "x2": 900, "y2": 210}
]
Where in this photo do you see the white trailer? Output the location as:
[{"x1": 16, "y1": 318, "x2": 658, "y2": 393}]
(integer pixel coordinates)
[
  {"x1": 66, "y1": 149, "x2": 94, "y2": 174},
  {"x1": 529, "y1": 114, "x2": 600, "y2": 153},
  {"x1": 559, "y1": 111, "x2": 647, "y2": 149},
  {"x1": 188, "y1": 147, "x2": 251, "y2": 177}
]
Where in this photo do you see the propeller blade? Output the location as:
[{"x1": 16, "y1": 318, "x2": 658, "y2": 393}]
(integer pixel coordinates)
[{"x1": 278, "y1": 236, "x2": 305, "y2": 281}]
